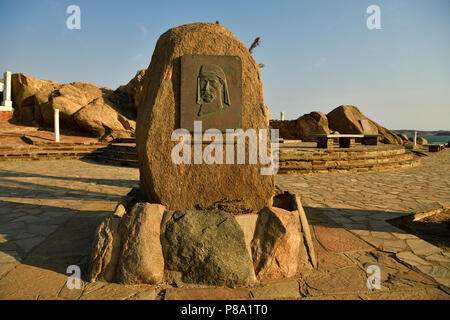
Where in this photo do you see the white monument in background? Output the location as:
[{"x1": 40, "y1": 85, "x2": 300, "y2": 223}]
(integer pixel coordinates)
[{"x1": 0, "y1": 71, "x2": 13, "y2": 111}]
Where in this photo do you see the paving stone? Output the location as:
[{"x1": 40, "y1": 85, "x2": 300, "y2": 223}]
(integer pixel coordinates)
[
  {"x1": 0, "y1": 262, "x2": 18, "y2": 279},
  {"x1": 314, "y1": 225, "x2": 373, "y2": 253},
  {"x1": 301, "y1": 294, "x2": 362, "y2": 300},
  {"x1": 0, "y1": 264, "x2": 68, "y2": 299},
  {"x1": 15, "y1": 236, "x2": 46, "y2": 256},
  {"x1": 396, "y1": 251, "x2": 431, "y2": 267},
  {"x1": 406, "y1": 239, "x2": 442, "y2": 257},
  {"x1": 358, "y1": 236, "x2": 383, "y2": 250},
  {"x1": 0, "y1": 222, "x2": 25, "y2": 233},
  {"x1": 416, "y1": 265, "x2": 450, "y2": 288},
  {"x1": 251, "y1": 280, "x2": 300, "y2": 299},
  {"x1": 304, "y1": 267, "x2": 370, "y2": 295},
  {"x1": 13, "y1": 232, "x2": 39, "y2": 240},
  {"x1": 127, "y1": 287, "x2": 161, "y2": 300},
  {"x1": 340, "y1": 222, "x2": 368, "y2": 230},
  {"x1": 359, "y1": 287, "x2": 450, "y2": 300},
  {"x1": 313, "y1": 239, "x2": 355, "y2": 272},
  {"x1": 391, "y1": 231, "x2": 419, "y2": 240},
  {"x1": 349, "y1": 229, "x2": 371, "y2": 237},
  {"x1": 25, "y1": 224, "x2": 59, "y2": 236},
  {"x1": 12, "y1": 215, "x2": 42, "y2": 224},
  {"x1": 426, "y1": 253, "x2": 450, "y2": 264},
  {"x1": 57, "y1": 281, "x2": 85, "y2": 300},
  {"x1": 346, "y1": 251, "x2": 409, "y2": 285},
  {"x1": 164, "y1": 287, "x2": 251, "y2": 300},
  {"x1": 79, "y1": 282, "x2": 139, "y2": 300},
  {"x1": 348, "y1": 216, "x2": 369, "y2": 222},
  {"x1": 370, "y1": 231, "x2": 396, "y2": 240},
  {"x1": 379, "y1": 239, "x2": 409, "y2": 253}
]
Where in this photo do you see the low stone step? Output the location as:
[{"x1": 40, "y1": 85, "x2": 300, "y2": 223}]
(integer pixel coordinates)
[
  {"x1": 93, "y1": 150, "x2": 138, "y2": 161},
  {"x1": 278, "y1": 158, "x2": 421, "y2": 174},
  {"x1": 111, "y1": 138, "x2": 136, "y2": 144},
  {"x1": 279, "y1": 146, "x2": 406, "y2": 161},
  {"x1": 280, "y1": 152, "x2": 414, "y2": 170},
  {"x1": 100, "y1": 144, "x2": 137, "y2": 153},
  {"x1": 93, "y1": 154, "x2": 138, "y2": 167}
]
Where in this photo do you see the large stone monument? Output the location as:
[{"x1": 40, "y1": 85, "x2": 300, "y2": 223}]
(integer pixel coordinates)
[
  {"x1": 136, "y1": 23, "x2": 273, "y2": 212},
  {"x1": 88, "y1": 23, "x2": 316, "y2": 288}
]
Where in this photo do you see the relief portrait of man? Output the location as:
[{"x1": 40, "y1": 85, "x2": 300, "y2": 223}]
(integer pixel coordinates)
[{"x1": 196, "y1": 64, "x2": 230, "y2": 118}]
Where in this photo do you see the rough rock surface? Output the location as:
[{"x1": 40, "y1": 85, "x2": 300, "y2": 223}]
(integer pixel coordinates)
[
  {"x1": 296, "y1": 111, "x2": 331, "y2": 141},
  {"x1": 399, "y1": 133, "x2": 409, "y2": 142},
  {"x1": 269, "y1": 119, "x2": 300, "y2": 140},
  {"x1": 417, "y1": 137, "x2": 428, "y2": 145},
  {"x1": 11, "y1": 73, "x2": 137, "y2": 137},
  {"x1": 116, "y1": 203, "x2": 166, "y2": 284},
  {"x1": 116, "y1": 69, "x2": 147, "y2": 111},
  {"x1": 161, "y1": 209, "x2": 255, "y2": 286},
  {"x1": 11, "y1": 73, "x2": 59, "y2": 124},
  {"x1": 88, "y1": 216, "x2": 122, "y2": 282},
  {"x1": 136, "y1": 23, "x2": 274, "y2": 211},
  {"x1": 74, "y1": 95, "x2": 136, "y2": 137},
  {"x1": 327, "y1": 105, "x2": 403, "y2": 145},
  {"x1": 251, "y1": 206, "x2": 313, "y2": 280}
]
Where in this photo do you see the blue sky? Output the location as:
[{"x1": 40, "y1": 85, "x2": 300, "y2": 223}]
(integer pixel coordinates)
[{"x1": 1, "y1": 0, "x2": 449, "y2": 130}]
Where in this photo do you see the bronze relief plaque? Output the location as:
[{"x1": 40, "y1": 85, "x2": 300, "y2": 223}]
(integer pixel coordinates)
[{"x1": 180, "y1": 54, "x2": 242, "y2": 132}]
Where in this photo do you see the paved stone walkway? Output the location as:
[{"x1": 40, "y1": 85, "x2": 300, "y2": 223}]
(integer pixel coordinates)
[
  {"x1": 277, "y1": 148, "x2": 450, "y2": 290},
  {"x1": 0, "y1": 149, "x2": 449, "y2": 299}
]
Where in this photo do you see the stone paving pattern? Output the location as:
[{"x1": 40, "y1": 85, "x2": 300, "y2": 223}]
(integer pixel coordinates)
[{"x1": 0, "y1": 149, "x2": 449, "y2": 300}]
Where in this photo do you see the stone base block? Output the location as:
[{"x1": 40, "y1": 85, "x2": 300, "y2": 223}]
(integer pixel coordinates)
[
  {"x1": 0, "y1": 111, "x2": 13, "y2": 121},
  {"x1": 89, "y1": 190, "x2": 317, "y2": 286}
]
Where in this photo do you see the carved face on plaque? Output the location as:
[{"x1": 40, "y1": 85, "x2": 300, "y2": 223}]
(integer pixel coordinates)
[
  {"x1": 180, "y1": 55, "x2": 242, "y2": 132},
  {"x1": 196, "y1": 64, "x2": 230, "y2": 117}
]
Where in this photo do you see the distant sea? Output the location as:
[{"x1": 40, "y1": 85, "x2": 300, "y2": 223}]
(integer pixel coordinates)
[{"x1": 406, "y1": 135, "x2": 450, "y2": 144}]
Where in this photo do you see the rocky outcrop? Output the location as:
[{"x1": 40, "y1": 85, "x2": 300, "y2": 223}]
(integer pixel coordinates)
[
  {"x1": 417, "y1": 137, "x2": 428, "y2": 145},
  {"x1": 11, "y1": 73, "x2": 138, "y2": 138},
  {"x1": 327, "y1": 105, "x2": 403, "y2": 145},
  {"x1": 73, "y1": 94, "x2": 136, "y2": 137},
  {"x1": 161, "y1": 209, "x2": 255, "y2": 287},
  {"x1": 11, "y1": 73, "x2": 59, "y2": 124},
  {"x1": 269, "y1": 119, "x2": 300, "y2": 139},
  {"x1": 399, "y1": 133, "x2": 409, "y2": 142},
  {"x1": 115, "y1": 69, "x2": 146, "y2": 111},
  {"x1": 296, "y1": 111, "x2": 331, "y2": 141},
  {"x1": 270, "y1": 112, "x2": 331, "y2": 141}
]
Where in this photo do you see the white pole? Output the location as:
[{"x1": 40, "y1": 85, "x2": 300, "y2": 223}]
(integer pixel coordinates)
[
  {"x1": 4, "y1": 72, "x2": 11, "y2": 102},
  {"x1": 54, "y1": 109, "x2": 60, "y2": 142},
  {"x1": 413, "y1": 131, "x2": 417, "y2": 148},
  {"x1": 1, "y1": 71, "x2": 12, "y2": 108},
  {"x1": 280, "y1": 112, "x2": 285, "y2": 121}
]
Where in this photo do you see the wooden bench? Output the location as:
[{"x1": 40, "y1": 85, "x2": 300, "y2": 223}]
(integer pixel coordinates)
[
  {"x1": 310, "y1": 134, "x2": 382, "y2": 149},
  {"x1": 428, "y1": 143, "x2": 445, "y2": 152}
]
